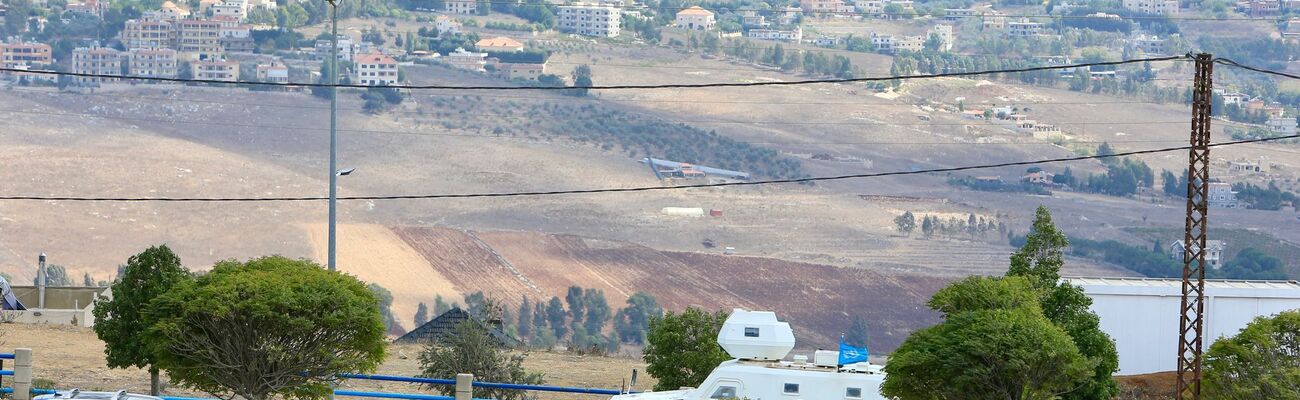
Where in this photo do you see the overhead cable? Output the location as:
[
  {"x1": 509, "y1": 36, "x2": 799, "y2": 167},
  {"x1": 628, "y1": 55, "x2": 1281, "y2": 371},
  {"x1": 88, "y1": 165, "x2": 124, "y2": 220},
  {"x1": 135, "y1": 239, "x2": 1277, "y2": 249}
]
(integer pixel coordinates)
[
  {"x1": 2, "y1": 134, "x2": 1295, "y2": 202},
  {"x1": 0, "y1": 55, "x2": 1185, "y2": 91}
]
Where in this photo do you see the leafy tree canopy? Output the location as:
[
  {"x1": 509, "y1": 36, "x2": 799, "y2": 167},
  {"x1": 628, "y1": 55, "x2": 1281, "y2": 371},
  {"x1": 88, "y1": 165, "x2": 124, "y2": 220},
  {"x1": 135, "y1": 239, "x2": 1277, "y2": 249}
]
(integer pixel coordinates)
[
  {"x1": 1204, "y1": 309, "x2": 1300, "y2": 399},
  {"x1": 643, "y1": 307, "x2": 731, "y2": 391},
  {"x1": 144, "y1": 256, "x2": 386, "y2": 400}
]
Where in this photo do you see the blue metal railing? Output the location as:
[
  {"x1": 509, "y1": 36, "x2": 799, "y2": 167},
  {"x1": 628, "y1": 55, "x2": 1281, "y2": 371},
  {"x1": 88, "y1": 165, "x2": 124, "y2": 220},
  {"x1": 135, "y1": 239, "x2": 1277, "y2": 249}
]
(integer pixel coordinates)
[
  {"x1": 6, "y1": 388, "x2": 487, "y2": 400},
  {"x1": 0, "y1": 354, "x2": 15, "y2": 360},
  {"x1": 337, "y1": 373, "x2": 628, "y2": 395},
  {"x1": 1, "y1": 372, "x2": 628, "y2": 399},
  {"x1": 0, "y1": 387, "x2": 58, "y2": 395},
  {"x1": 335, "y1": 390, "x2": 463, "y2": 400},
  {"x1": 0, "y1": 370, "x2": 12, "y2": 376}
]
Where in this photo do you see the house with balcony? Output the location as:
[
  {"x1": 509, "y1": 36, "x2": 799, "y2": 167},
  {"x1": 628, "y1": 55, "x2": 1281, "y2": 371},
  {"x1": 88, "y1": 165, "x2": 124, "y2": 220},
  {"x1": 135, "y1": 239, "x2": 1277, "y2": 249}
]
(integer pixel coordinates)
[
  {"x1": 256, "y1": 62, "x2": 288, "y2": 83},
  {"x1": 191, "y1": 59, "x2": 239, "y2": 81},
  {"x1": 557, "y1": 3, "x2": 622, "y2": 37},
  {"x1": 126, "y1": 47, "x2": 178, "y2": 78},
  {"x1": 446, "y1": 47, "x2": 488, "y2": 72},
  {"x1": 675, "y1": 6, "x2": 716, "y2": 30},
  {"x1": 354, "y1": 52, "x2": 399, "y2": 85},
  {"x1": 72, "y1": 46, "x2": 123, "y2": 83}
]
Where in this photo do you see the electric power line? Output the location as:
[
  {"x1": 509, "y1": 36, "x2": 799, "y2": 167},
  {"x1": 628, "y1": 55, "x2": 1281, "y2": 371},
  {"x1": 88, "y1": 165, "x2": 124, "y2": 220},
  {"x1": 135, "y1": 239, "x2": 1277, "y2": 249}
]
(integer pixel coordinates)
[
  {"x1": 2, "y1": 134, "x2": 1293, "y2": 202},
  {"x1": 1214, "y1": 57, "x2": 1300, "y2": 80},
  {"x1": 0, "y1": 108, "x2": 1188, "y2": 129},
  {"x1": 13, "y1": 86, "x2": 1184, "y2": 107},
  {"x1": 0, "y1": 55, "x2": 1185, "y2": 90}
]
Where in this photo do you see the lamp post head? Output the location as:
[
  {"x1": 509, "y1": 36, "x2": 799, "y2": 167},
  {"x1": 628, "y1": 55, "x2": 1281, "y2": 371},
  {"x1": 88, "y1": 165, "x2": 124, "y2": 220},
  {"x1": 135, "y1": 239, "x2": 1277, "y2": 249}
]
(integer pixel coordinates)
[{"x1": 336, "y1": 167, "x2": 355, "y2": 176}]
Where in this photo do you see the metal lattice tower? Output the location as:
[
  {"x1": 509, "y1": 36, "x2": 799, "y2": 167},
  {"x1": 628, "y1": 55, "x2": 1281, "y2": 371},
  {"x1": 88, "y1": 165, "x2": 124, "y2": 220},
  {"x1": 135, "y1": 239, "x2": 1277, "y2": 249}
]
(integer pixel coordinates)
[{"x1": 1176, "y1": 53, "x2": 1213, "y2": 400}]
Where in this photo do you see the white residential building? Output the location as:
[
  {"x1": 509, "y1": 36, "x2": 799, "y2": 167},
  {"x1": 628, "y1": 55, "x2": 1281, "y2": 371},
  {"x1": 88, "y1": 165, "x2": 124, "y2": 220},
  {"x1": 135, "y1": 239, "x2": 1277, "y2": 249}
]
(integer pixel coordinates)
[
  {"x1": 1008, "y1": 20, "x2": 1044, "y2": 36},
  {"x1": 1267, "y1": 116, "x2": 1297, "y2": 135},
  {"x1": 944, "y1": 8, "x2": 978, "y2": 21},
  {"x1": 1170, "y1": 239, "x2": 1228, "y2": 267},
  {"x1": 314, "y1": 35, "x2": 355, "y2": 62},
  {"x1": 353, "y1": 52, "x2": 399, "y2": 85},
  {"x1": 256, "y1": 62, "x2": 288, "y2": 83},
  {"x1": 1207, "y1": 183, "x2": 1239, "y2": 209},
  {"x1": 191, "y1": 59, "x2": 239, "y2": 81},
  {"x1": 71, "y1": 46, "x2": 122, "y2": 83},
  {"x1": 445, "y1": 47, "x2": 488, "y2": 72},
  {"x1": 747, "y1": 26, "x2": 803, "y2": 42},
  {"x1": 675, "y1": 6, "x2": 716, "y2": 30},
  {"x1": 435, "y1": 15, "x2": 463, "y2": 35},
  {"x1": 557, "y1": 3, "x2": 622, "y2": 37},
  {"x1": 931, "y1": 24, "x2": 954, "y2": 51},
  {"x1": 211, "y1": 0, "x2": 248, "y2": 21},
  {"x1": 126, "y1": 48, "x2": 177, "y2": 78},
  {"x1": 1123, "y1": 0, "x2": 1179, "y2": 15},
  {"x1": 445, "y1": 0, "x2": 476, "y2": 14}
]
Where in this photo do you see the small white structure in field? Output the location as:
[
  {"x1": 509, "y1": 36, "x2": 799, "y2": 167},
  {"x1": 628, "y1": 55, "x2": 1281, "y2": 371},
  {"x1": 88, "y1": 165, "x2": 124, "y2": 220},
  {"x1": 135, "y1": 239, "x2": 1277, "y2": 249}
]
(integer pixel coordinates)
[{"x1": 1064, "y1": 276, "x2": 1300, "y2": 375}]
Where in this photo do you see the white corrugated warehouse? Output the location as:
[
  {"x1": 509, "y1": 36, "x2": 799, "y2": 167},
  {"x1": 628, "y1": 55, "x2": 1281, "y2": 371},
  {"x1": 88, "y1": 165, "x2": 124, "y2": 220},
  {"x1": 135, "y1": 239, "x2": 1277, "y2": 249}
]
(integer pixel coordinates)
[{"x1": 1063, "y1": 277, "x2": 1300, "y2": 376}]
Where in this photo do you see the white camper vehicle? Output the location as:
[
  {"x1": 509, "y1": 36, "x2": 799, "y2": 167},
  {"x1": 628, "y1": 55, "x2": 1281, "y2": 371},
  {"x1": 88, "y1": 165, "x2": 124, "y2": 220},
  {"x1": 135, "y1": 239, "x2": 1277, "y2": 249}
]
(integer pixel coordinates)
[{"x1": 612, "y1": 309, "x2": 887, "y2": 400}]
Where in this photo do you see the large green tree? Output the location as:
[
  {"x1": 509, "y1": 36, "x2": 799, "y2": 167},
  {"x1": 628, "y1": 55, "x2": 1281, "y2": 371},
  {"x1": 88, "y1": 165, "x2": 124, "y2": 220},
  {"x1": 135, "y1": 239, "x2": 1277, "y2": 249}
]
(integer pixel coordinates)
[
  {"x1": 1007, "y1": 206, "x2": 1119, "y2": 400},
  {"x1": 144, "y1": 256, "x2": 386, "y2": 400},
  {"x1": 1204, "y1": 310, "x2": 1300, "y2": 399},
  {"x1": 369, "y1": 283, "x2": 402, "y2": 335},
  {"x1": 93, "y1": 245, "x2": 191, "y2": 395},
  {"x1": 643, "y1": 307, "x2": 731, "y2": 391},
  {"x1": 613, "y1": 292, "x2": 662, "y2": 345},
  {"x1": 883, "y1": 305, "x2": 1090, "y2": 400}
]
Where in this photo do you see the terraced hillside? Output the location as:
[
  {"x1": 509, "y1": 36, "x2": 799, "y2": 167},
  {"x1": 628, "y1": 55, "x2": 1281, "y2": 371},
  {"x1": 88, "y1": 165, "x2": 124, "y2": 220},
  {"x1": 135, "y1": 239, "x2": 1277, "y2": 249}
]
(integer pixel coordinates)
[{"x1": 391, "y1": 226, "x2": 948, "y2": 352}]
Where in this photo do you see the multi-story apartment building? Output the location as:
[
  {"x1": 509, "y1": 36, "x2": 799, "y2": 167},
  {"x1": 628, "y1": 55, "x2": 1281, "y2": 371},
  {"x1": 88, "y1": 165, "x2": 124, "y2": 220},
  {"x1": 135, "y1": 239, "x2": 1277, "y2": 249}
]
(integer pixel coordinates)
[
  {"x1": 931, "y1": 24, "x2": 954, "y2": 51},
  {"x1": 211, "y1": 0, "x2": 248, "y2": 20},
  {"x1": 256, "y1": 62, "x2": 288, "y2": 83},
  {"x1": 191, "y1": 59, "x2": 239, "y2": 81},
  {"x1": 801, "y1": 0, "x2": 845, "y2": 14},
  {"x1": 314, "y1": 35, "x2": 355, "y2": 62},
  {"x1": 353, "y1": 52, "x2": 399, "y2": 85},
  {"x1": 445, "y1": 0, "x2": 476, "y2": 14},
  {"x1": 1, "y1": 41, "x2": 53, "y2": 68},
  {"x1": 121, "y1": 16, "x2": 176, "y2": 50},
  {"x1": 72, "y1": 46, "x2": 123, "y2": 83},
  {"x1": 1122, "y1": 0, "x2": 1179, "y2": 15},
  {"x1": 177, "y1": 19, "x2": 223, "y2": 61},
  {"x1": 557, "y1": 3, "x2": 621, "y2": 37},
  {"x1": 126, "y1": 48, "x2": 178, "y2": 78}
]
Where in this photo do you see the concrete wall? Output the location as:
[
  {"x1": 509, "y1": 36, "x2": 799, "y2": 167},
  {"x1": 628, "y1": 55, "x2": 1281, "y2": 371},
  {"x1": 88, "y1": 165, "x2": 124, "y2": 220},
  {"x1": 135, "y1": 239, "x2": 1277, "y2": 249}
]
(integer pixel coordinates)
[
  {"x1": 1068, "y1": 277, "x2": 1300, "y2": 375},
  {"x1": 5, "y1": 286, "x2": 110, "y2": 327}
]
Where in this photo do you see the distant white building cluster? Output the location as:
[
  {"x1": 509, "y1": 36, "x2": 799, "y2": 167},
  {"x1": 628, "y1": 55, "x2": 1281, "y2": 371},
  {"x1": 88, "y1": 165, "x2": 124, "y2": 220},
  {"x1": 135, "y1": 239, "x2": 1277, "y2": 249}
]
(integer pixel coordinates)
[{"x1": 868, "y1": 24, "x2": 954, "y2": 53}]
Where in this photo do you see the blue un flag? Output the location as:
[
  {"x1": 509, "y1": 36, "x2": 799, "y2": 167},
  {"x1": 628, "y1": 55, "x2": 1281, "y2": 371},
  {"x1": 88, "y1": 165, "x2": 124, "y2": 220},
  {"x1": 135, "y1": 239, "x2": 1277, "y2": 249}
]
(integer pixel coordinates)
[{"x1": 838, "y1": 335, "x2": 869, "y2": 365}]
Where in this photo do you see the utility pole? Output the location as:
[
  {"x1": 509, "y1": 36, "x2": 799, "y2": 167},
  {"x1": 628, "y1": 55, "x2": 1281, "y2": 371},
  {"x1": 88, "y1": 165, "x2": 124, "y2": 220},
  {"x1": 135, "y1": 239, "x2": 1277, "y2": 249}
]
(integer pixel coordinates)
[
  {"x1": 1176, "y1": 53, "x2": 1213, "y2": 400},
  {"x1": 328, "y1": 0, "x2": 340, "y2": 272}
]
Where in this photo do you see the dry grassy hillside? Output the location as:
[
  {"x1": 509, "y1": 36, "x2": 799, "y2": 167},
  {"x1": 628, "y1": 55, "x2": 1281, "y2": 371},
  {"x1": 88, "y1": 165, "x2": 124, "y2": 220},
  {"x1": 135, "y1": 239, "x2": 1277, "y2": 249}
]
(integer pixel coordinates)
[{"x1": 389, "y1": 226, "x2": 949, "y2": 352}]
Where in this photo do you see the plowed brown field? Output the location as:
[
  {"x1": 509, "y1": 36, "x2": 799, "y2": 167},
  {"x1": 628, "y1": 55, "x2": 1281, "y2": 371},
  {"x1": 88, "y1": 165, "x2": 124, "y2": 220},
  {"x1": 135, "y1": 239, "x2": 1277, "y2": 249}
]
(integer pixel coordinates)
[{"x1": 392, "y1": 227, "x2": 948, "y2": 352}]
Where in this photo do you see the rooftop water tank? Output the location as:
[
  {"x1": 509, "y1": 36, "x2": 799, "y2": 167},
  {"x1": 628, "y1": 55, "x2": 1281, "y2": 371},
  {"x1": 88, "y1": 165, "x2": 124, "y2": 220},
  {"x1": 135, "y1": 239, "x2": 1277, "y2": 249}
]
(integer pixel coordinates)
[{"x1": 717, "y1": 309, "x2": 796, "y2": 360}]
